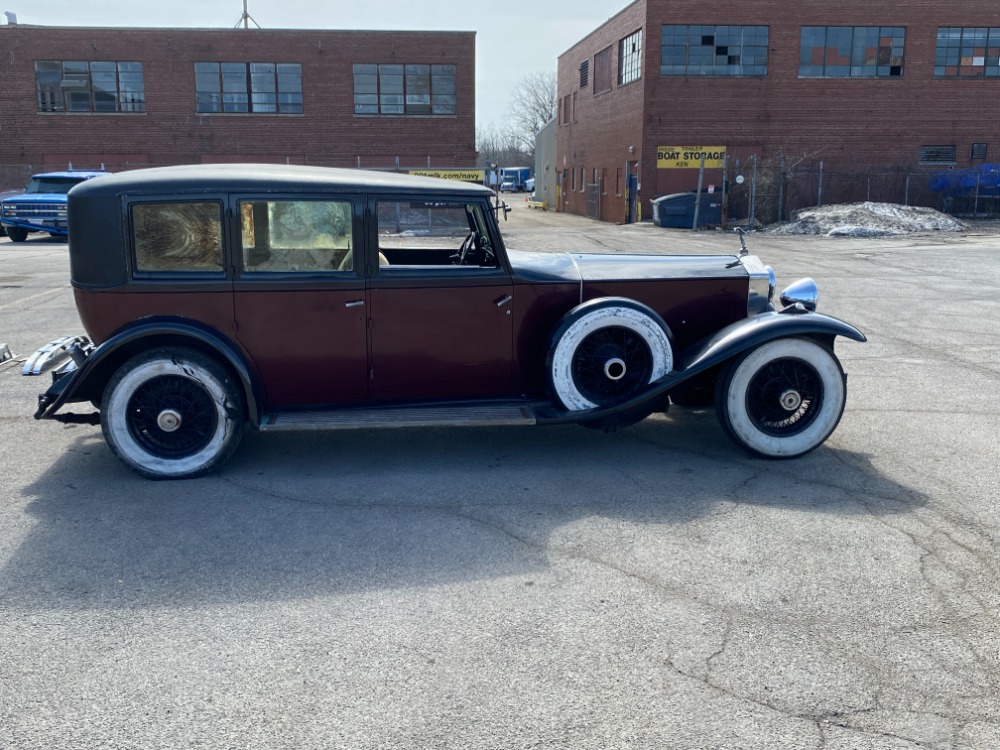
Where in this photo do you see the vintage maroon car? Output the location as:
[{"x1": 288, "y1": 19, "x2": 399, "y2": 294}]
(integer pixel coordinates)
[{"x1": 27, "y1": 164, "x2": 865, "y2": 479}]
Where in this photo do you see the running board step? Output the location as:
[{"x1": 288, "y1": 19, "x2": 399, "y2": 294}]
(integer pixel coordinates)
[{"x1": 260, "y1": 403, "x2": 537, "y2": 432}]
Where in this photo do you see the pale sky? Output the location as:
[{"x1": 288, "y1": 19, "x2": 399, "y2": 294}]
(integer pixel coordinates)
[{"x1": 3, "y1": 0, "x2": 627, "y2": 128}]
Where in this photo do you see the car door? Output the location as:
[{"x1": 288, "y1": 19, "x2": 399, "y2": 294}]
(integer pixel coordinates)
[
  {"x1": 366, "y1": 195, "x2": 514, "y2": 403},
  {"x1": 231, "y1": 194, "x2": 369, "y2": 408}
]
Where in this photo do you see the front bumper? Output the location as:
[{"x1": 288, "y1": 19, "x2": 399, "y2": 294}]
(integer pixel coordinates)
[{"x1": 1, "y1": 219, "x2": 68, "y2": 235}]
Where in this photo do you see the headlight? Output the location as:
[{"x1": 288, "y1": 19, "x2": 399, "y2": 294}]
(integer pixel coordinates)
[{"x1": 780, "y1": 278, "x2": 818, "y2": 311}]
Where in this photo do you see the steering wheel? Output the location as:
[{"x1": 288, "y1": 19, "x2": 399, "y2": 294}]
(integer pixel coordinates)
[{"x1": 452, "y1": 232, "x2": 476, "y2": 265}]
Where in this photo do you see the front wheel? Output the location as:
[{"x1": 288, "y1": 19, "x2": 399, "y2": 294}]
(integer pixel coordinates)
[
  {"x1": 101, "y1": 348, "x2": 246, "y2": 479},
  {"x1": 715, "y1": 337, "x2": 846, "y2": 459},
  {"x1": 6, "y1": 226, "x2": 28, "y2": 242}
]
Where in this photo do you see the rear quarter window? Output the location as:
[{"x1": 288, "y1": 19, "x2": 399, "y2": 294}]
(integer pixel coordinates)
[{"x1": 131, "y1": 202, "x2": 224, "y2": 273}]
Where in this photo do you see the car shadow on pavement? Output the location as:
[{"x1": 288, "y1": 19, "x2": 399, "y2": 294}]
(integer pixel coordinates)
[{"x1": 6, "y1": 410, "x2": 925, "y2": 611}]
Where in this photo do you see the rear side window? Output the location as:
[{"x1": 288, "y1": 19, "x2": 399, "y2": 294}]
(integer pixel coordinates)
[
  {"x1": 239, "y1": 200, "x2": 354, "y2": 273},
  {"x1": 131, "y1": 202, "x2": 224, "y2": 273}
]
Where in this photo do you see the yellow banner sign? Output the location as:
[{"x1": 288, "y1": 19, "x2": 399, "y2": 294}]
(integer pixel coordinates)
[
  {"x1": 657, "y1": 147, "x2": 726, "y2": 169},
  {"x1": 409, "y1": 169, "x2": 485, "y2": 182}
]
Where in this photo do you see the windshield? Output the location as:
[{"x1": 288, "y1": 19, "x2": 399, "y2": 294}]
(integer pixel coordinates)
[{"x1": 24, "y1": 177, "x2": 89, "y2": 195}]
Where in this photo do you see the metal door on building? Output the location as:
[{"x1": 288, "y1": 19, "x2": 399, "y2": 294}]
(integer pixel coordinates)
[
  {"x1": 626, "y1": 173, "x2": 638, "y2": 224},
  {"x1": 585, "y1": 183, "x2": 601, "y2": 220}
]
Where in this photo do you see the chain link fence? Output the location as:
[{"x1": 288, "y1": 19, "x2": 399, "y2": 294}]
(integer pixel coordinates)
[{"x1": 723, "y1": 157, "x2": 1000, "y2": 225}]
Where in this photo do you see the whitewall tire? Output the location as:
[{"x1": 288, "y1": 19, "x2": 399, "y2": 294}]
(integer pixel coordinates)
[
  {"x1": 547, "y1": 299, "x2": 673, "y2": 411},
  {"x1": 100, "y1": 348, "x2": 246, "y2": 479},
  {"x1": 716, "y1": 337, "x2": 846, "y2": 459}
]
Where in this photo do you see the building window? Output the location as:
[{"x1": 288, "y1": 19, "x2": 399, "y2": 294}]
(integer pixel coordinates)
[
  {"x1": 353, "y1": 64, "x2": 456, "y2": 115},
  {"x1": 919, "y1": 145, "x2": 957, "y2": 166},
  {"x1": 619, "y1": 29, "x2": 643, "y2": 85},
  {"x1": 799, "y1": 27, "x2": 905, "y2": 78},
  {"x1": 35, "y1": 61, "x2": 145, "y2": 113},
  {"x1": 195, "y1": 62, "x2": 303, "y2": 114},
  {"x1": 935, "y1": 27, "x2": 1000, "y2": 78},
  {"x1": 580, "y1": 59, "x2": 589, "y2": 89},
  {"x1": 972, "y1": 142, "x2": 988, "y2": 160},
  {"x1": 661, "y1": 25, "x2": 768, "y2": 76},
  {"x1": 594, "y1": 46, "x2": 613, "y2": 94}
]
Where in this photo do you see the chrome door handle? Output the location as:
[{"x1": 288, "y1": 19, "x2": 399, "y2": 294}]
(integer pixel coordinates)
[
  {"x1": 345, "y1": 300, "x2": 365, "y2": 308},
  {"x1": 495, "y1": 294, "x2": 513, "y2": 307}
]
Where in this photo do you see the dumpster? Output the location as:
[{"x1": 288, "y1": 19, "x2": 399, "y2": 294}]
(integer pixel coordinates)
[{"x1": 651, "y1": 192, "x2": 722, "y2": 228}]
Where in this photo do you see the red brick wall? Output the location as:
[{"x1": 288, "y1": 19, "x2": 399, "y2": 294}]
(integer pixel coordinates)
[
  {"x1": 557, "y1": 1, "x2": 646, "y2": 223},
  {"x1": 559, "y1": 0, "x2": 1000, "y2": 221},
  {"x1": 0, "y1": 26, "x2": 476, "y2": 176}
]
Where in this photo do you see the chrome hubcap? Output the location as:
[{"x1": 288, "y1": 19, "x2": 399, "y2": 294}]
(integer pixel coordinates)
[
  {"x1": 604, "y1": 358, "x2": 626, "y2": 381},
  {"x1": 779, "y1": 389, "x2": 803, "y2": 411},
  {"x1": 156, "y1": 409, "x2": 183, "y2": 432}
]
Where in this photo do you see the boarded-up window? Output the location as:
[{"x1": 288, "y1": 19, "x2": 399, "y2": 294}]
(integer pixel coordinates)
[
  {"x1": 594, "y1": 46, "x2": 614, "y2": 94},
  {"x1": 132, "y1": 202, "x2": 224, "y2": 273}
]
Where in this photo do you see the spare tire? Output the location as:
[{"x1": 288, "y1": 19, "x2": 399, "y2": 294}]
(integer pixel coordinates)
[{"x1": 546, "y1": 298, "x2": 673, "y2": 411}]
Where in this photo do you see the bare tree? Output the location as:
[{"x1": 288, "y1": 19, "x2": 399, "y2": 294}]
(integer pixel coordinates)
[
  {"x1": 475, "y1": 122, "x2": 529, "y2": 169},
  {"x1": 506, "y1": 71, "x2": 557, "y2": 159}
]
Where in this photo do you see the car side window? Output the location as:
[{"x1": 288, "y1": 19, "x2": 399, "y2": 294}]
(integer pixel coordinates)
[
  {"x1": 375, "y1": 199, "x2": 498, "y2": 269},
  {"x1": 240, "y1": 200, "x2": 354, "y2": 273},
  {"x1": 131, "y1": 201, "x2": 224, "y2": 273}
]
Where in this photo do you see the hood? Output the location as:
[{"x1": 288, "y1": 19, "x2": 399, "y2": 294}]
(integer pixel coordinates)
[
  {"x1": 508, "y1": 249, "x2": 748, "y2": 283},
  {"x1": 2, "y1": 193, "x2": 68, "y2": 204}
]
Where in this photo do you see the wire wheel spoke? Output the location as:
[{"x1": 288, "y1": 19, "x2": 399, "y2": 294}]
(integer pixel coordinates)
[
  {"x1": 572, "y1": 327, "x2": 652, "y2": 405},
  {"x1": 745, "y1": 357, "x2": 823, "y2": 436},
  {"x1": 126, "y1": 375, "x2": 218, "y2": 458}
]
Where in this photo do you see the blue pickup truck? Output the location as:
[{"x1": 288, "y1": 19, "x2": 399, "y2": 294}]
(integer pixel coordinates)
[{"x1": 1, "y1": 170, "x2": 109, "y2": 242}]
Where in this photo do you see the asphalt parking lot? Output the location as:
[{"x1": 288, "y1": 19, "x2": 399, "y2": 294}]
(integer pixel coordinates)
[{"x1": 2, "y1": 207, "x2": 999, "y2": 749}]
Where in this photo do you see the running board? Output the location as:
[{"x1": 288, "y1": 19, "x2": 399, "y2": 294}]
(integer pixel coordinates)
[{"x1": 259, "y1": 403, "x2": 537, "y2": 432}]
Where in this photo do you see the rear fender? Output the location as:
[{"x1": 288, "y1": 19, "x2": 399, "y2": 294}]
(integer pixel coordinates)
[{"x1": 36, "y1": 320, "x2": 262, "y2": 425}]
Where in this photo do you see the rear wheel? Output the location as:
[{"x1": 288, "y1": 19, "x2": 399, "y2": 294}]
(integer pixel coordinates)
[
  {"x1": 101, "y1": 348, "x2": 246, "y2": 479},
  {"x1": 715, "y1": 337, "x2": 846, "y2": 458},
  {"x1": 6, "y1": 227, "x2": 28, "y2": 242}
]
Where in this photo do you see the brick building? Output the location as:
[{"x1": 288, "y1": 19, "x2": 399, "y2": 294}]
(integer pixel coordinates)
[
  {"x1": 558, "y1": 0, "x2": 1000, "y2": 223},
  {"x1": 0, "y1": 24, "x2": 476, "y2": 186}
]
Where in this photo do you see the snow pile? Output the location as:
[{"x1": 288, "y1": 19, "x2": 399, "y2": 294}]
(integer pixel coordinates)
[{"x1": 769, "y1": 202, "x2": 967, "y2": 237}]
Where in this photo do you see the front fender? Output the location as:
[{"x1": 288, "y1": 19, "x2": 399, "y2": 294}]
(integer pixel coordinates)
[
  {"x1": 673, "y1": 308, "x2": 866, "y2": 375},
  {"x1": 536, "y1": 309, "x2": 865, "y2": 425},
  {"x1": 35, "y1": 320, "x2": 261, "y2": 425}
]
